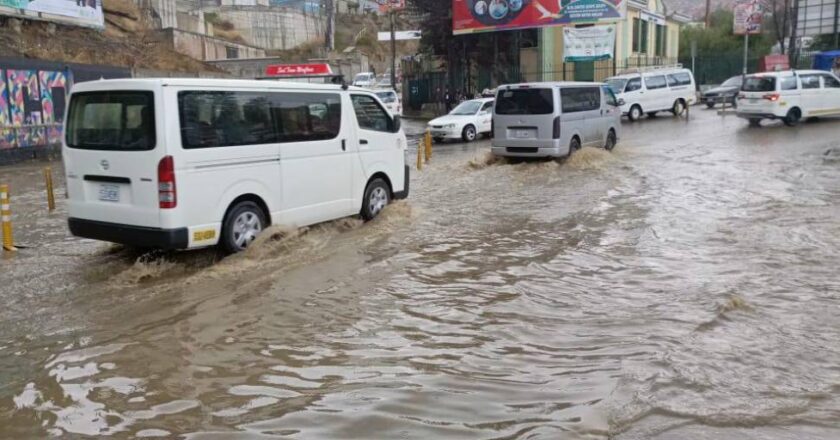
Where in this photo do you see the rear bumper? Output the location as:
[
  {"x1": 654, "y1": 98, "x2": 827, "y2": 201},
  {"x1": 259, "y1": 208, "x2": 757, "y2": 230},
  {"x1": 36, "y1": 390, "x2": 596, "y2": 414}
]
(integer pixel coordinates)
[
  {"x1": 393, "y1": 165, "x2": 409, "y2": 200},
  {"x1": 69, "y1": 218, "x2": 189, "y2": 250},
  {"x1": 491, "y1": 145, "x2": 565, "y2": 158},
  {"x1": 736, "y1": 112, "x2": 779, "y2": 120}
]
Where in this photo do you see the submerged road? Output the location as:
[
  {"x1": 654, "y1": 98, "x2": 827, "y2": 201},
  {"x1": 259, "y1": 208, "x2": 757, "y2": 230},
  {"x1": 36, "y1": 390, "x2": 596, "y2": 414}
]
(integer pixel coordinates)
[{"x1": 1, "y1": 109, "x2": 840, "y2": 439}]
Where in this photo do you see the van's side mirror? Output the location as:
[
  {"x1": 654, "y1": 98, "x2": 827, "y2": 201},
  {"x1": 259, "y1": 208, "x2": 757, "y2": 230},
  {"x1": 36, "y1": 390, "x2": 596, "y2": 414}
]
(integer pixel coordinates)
[
  {"x1": 617, "y1": 99, "x2": 626, "y2": 106},
  {"x1": 392, "y1": 115, "x2": 401, "y2": 133}
]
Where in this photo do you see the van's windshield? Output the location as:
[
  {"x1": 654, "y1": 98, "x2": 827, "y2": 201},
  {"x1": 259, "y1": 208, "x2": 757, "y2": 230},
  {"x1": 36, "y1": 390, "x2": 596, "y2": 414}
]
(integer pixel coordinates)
[
  {"x1": 66, "y1": 91, "x2": 156, "y2": 151},
  {"x1": 376, "y1": 91, "x2": 396, "y2": 103},
  {"x1": 495, "y1": 88, "x2": 554, "y2": 115},
  {"x1": 605, "y1": 78, "x2": 628, "y2": 94},
  {"x1": 742, "y1": 77, "x2": 776, "y2": 92}
]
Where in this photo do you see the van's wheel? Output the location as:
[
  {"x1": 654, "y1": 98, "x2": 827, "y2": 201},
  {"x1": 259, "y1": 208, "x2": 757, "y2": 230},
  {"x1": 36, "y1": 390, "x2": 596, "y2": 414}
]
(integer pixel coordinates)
[
  {"x1": 604, "y1": 129, "x2": 617, "y2": 151},
  {"x1": 567, "y1": 136, "x2": 581, "y2": 157},
  {"x1": 748, "y1": 118, "x2": 762, "y2": 127},
  {"x1": 462, "y1": 125, "x2": 477, "y2": 142},
  {"x1": 705, "y1": 101, "x2": 716, "y2": 109},
  {"x1": 671, "y1": 99, "x2": 685, "y2": 116},
  {"x1": 783, "y1": 108, "x2": 801, "y2": 127},
  {"x1": 433, "y1": 137, "x2": 444, "y2": 144},
  {"x1": 647, "y1": 112, "x2": 658, "y2": 118},
  {"x1": 628, "y1": 105, "x2": 643, "y2": 121},
  {"x1": 221, "y1": 201, "x2": 266, "y2": 254},
  {"x1": 361, "y1": 178, "x2": 390, "y2": 221}
]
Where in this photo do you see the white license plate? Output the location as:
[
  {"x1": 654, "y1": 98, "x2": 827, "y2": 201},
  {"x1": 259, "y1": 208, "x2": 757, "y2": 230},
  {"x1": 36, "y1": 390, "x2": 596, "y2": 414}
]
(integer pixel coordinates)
[
  {"x1": 99, "y1": 184, "x2": 120, "y2": 202},
  {"x1": 749, "y1": 98, "x2": 758, "y2": 103},
  {"x1": 514, "y1": 130, "x2": 532, "y2": 139}
]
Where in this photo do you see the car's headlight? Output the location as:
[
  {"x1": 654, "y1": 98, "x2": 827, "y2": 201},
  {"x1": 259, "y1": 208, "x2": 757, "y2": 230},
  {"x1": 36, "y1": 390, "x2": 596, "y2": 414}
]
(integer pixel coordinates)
[{"x1": 444, "y1": 124, "x2": 457, "y2": 129}]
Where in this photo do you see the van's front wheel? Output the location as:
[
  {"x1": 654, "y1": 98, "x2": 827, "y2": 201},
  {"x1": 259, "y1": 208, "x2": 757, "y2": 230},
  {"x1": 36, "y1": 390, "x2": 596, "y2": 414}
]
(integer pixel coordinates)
[
  {"x1": 361, "y1": 178, "x2": 391, "y2": 221},
  {"x1": 221, "y1": 201, "x2": 266, "y2": 254},
  {"x1": 628, "y1": 105, "x2": 643, "y2": 121}
]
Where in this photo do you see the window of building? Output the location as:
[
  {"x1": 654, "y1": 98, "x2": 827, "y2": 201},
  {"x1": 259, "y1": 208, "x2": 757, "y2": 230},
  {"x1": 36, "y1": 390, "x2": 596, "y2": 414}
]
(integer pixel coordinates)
[
  {"x1": 560, "y1": 87, "x2": 601, "y2": 113},
  {"x1": 351, "y1": 95, "x2": 393, "y2": 132},
  {"x1": 655, "y1": 24, "x2": 666, "y2": 57},
  {"x1": 633, "y1": 18, "x2": 649, "y2": 54},
  {"x1": 225, "y1": 46, "x2": 239, "y2": 60}
]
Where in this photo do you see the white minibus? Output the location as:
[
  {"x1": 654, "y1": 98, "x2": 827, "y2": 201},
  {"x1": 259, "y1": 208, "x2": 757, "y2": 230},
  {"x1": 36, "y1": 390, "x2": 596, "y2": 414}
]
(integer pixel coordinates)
[
  {"x1": 605, "y1": 65, "x2": 697, "y2": 121},
  {"x1": 63, "y1": 78, "x2": 409, "y2": 253}
]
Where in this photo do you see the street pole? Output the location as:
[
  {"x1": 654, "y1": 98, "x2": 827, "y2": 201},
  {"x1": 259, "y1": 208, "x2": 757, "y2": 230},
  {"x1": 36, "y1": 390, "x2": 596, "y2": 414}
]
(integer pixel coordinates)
[
  {"x1": 834, "y1": 0, "x2": 839, "y2": 48},
  {"x1": 743, "y1": 32, "x2": 750, "y2": 77},
  {"x1": 705, "y1": 0, "x2": 711, "y2": 28},
  {"x1": 325, "y1": 0, "x2": 335, "y2": 52},
  {"x1": 390, "y1": 9, "x2": 397, "y2": 92}
]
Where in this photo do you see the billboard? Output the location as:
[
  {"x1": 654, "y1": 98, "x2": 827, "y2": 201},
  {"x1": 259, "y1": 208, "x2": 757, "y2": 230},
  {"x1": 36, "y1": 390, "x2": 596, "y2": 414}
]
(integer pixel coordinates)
[
  {"x1": 264, "y1": 63, "x2": 334, "y2": 77},
  {"x1": 563, "y1": 24, "x2": 616, "y2": 62},
  {"x1": 453, "y1": 0, "x2": 626, "y2": 35},
  {"x1": 0, "y1": 0, "x2": 104, "y2": 29},
  {"x1": 733, "y1": 0, "x2": 763, "y2": 35}
]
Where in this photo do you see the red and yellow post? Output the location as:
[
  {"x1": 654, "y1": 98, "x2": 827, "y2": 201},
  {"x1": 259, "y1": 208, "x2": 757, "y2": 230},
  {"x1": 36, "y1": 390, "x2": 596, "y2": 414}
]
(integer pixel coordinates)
[{"x1": 1, "y1": 184, "x2": 15, "y2": 251}]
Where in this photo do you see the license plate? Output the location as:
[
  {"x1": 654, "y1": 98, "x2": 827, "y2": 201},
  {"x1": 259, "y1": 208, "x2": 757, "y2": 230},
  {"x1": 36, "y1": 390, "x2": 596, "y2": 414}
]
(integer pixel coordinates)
[
  {"x1": 514, "y1": 130, "x2": 532, "y2": 139},
  {"x1": 99, "y1": 184, "x2": 120, "y2": 202},
  {"x1": 749, "y1": 98, "x2": 758, "y2": 103}
]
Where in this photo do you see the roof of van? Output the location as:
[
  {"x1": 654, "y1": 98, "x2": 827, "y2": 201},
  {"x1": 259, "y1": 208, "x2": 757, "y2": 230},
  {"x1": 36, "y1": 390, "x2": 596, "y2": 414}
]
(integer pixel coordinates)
[
  {"x1": 499, "y1": 81, "x2": 604, "y2": 89},
  {"x1": 747, "y1": 69, "x2": 829, "y2": 77},
  {"x1": 69, "y1": 77, "x2": 365, "y2": 92},
  {"x1": 607, "y1": 68, "x2": 691, "y2": 80}
]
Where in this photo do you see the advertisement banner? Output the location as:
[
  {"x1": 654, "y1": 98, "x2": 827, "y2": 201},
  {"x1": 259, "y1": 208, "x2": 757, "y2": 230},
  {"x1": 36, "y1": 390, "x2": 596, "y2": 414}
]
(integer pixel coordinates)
[
  {"x1": 453, "y1": 0, "x2": 626, "y2": 35},
  {"x1": 0, "y1": 0, "x2": 104, "y2": 28},
  {"x1": 733, "y1": 0, "x2": 763, "y2": 35},
  {"x1": 265, "y1": 63, "x2": 334, "y2": 77},
  {"x1": 563, "y1": 24, "x2": 616, "y2": 62}
]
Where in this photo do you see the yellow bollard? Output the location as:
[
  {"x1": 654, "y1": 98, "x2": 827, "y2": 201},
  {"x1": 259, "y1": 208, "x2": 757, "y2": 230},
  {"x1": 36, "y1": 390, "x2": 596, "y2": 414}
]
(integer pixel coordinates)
[
  {"x1": 416, "y1": 142, "x2": 423, "y2": 171},
  {"x1": 1, "y1": 184, "x2": 15, "y2": 251},
  {"x1": 44, "y1": 167, "x2": 56, "y2": 212},
  {"x1": 424, "y1": 130, "x2": 432, "y2": 163}
]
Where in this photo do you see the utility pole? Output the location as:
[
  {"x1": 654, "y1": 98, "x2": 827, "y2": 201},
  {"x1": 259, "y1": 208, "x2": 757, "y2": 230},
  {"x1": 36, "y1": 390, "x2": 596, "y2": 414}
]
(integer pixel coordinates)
[
  {"x1": 390, "y1": 7, "x2": 397, "y2": 92},
  {"x1": 325, "y1": 0, "x2": 335, "y2": 52},
  {"x1": 834, "y1": 0, "x2": 839, "y2": 48}
]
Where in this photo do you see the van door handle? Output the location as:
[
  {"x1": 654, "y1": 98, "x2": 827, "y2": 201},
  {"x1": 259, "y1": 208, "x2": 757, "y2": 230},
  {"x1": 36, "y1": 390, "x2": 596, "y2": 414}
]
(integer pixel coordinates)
[
  {"x1": 360, "y1": 139, "x2": 369, "y2": 145},
  {"x1": 341, "y1": 139, "x2": 346, "y2": 151}
]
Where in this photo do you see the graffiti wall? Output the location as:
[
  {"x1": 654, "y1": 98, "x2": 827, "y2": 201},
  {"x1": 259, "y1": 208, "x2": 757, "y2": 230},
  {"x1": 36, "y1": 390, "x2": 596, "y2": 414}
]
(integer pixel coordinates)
[{"x1": 0, "y1": 68, "x2": 68, "y2": 150}]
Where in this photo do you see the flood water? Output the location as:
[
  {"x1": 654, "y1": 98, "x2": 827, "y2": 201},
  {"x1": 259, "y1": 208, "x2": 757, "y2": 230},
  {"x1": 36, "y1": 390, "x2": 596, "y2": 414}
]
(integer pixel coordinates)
[{"x1": 2, "y1": 110, "x2": 840, "y2": 439}]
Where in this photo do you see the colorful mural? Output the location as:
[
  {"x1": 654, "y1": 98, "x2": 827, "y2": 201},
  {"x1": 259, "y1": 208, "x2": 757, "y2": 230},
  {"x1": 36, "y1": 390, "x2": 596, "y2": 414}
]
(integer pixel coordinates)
[{"x1": 0, "y1": 68, "x2": 69, "y2": 149}]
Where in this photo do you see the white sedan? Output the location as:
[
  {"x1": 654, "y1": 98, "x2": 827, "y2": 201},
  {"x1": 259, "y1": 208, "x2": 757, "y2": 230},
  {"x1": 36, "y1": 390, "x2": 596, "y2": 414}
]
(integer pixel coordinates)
[{"x1": 428, "y1": 98, "x2": 494, "y2": 143}]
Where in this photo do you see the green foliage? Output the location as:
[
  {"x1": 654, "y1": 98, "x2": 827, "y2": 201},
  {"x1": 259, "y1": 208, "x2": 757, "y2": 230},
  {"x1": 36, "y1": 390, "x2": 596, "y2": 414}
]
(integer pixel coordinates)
[
  {"x1": 679, "y1": 8, "x2": 774, "y2": 58},
  {"x1": 810, "y1": 34, "x2": 840, "y2": 52}
]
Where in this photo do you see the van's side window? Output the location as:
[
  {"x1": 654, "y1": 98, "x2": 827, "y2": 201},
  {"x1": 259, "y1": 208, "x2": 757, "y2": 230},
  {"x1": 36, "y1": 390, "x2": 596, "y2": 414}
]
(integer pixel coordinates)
[
  {"x1": 821, "y1": 74, "x2": 840, "y2": 88},
  {"x1": 780, "y1": 77, "x2": 798, "y2": 90},
  {"x1": 671, "y1": 72, "x2": 692, "y2": 86},
  {"x1": 352, "y1": 95, "x2": 392, "y2": 132},
  {"x1": 646, "y1": 76, "x2": 667, "y2": 90},
  {"x1": 270, "y1": 93, "x2": 342, "y2": 142},
  {"x1": 179, "y1": 91, "x2": 274, "y2": 148},
  {"x1": 626, "y1": 78, "x2": 642, "y2": 92},
  {"x1": 480, "y1": 101, "x2": 494, "y2": 113},
  {"x1": 560, "y1": 87, "x2": 601, "y2": 113},
  {"x1": 800, "y1": 75, "x2": 821, "y2": 89}
]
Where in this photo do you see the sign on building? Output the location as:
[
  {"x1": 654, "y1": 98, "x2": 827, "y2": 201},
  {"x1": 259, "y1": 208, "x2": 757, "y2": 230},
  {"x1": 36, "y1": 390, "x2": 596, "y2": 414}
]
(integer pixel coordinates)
[
  {"x1": 264, "y1": 63, "x2": 334, "y2": 77},
  {"x1": 733, "y1": 0, "x2": 763, "y2": 35},
  {"x1": 378, "y1": 31, "x2": 422, "y2": 41},
  {"x1": 453, "y1": 0, "x2": 627, "y2": 35},
  {"x1": 563, "y1": 24, "x2": 616, "y2": 62},
  {"x1": 0, "y1": 0, "x2": 104, "y2": 29}
]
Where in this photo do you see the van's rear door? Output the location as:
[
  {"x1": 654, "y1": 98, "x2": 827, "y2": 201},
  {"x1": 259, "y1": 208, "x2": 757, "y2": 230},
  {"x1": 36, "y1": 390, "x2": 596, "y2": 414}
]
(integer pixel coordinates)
[
  {"x1": 64, "y1": 89, "x2": 165, "y2": 228},
  {"x1": 494, "y1": 86, "x2": 556, "y2": 143}
]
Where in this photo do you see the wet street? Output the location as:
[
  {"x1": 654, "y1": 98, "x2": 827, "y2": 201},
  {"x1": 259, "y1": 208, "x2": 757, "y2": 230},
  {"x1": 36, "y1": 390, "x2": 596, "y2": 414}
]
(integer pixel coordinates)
[{"x1": 2, "y1": 108, "x2": 840, "y2": 439}]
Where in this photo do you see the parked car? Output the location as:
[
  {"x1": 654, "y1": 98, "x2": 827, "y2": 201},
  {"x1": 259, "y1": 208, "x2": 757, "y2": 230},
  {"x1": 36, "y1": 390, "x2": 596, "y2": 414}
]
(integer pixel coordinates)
[
  {"x1": 702, "y1": 75, "x2": 743, "y2": 108},
  {"x1": 736, "y1": 70, "x2": 840, "y2": 126},
  {"x1": 63, "y1": 78, "x2": 409, "y2": 253},
  {"x1": 353, "y1": 72, "x2": 376, "y2": 88},
  {"x1": 605, "y1": 66, "x2": 696, "y2": 121},
  {"x1": 375, "y1": 89, "x2": 402, "y2": 116},
  {"x1": 428, "y1": 98, "x2": 494, "y2": 143},
  {"x1": 491, "y1": 82, "x2": 621, "y2": 158}
]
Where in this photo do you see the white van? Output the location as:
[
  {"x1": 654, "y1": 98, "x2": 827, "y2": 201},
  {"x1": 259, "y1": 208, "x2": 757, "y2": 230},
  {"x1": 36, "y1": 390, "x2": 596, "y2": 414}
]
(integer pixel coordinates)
[
  {"x1": 353, "y1": 72, "x2": 376, "y2": 88},
  {"x1": 605, "y1": 65, "x2": 696, "y2": 121},
  {"x1": 374, "y1": 89, "x2": 402, "y2": 116},
  {"x1": 736, "y1": 70, "x2": 840, "y2": 126},
  {"x1": 491, "y1": 82, "x2": 621, "y2": 158},
  {"x1": 63, "y1": 78, "x2": 409, "y2": 253}
]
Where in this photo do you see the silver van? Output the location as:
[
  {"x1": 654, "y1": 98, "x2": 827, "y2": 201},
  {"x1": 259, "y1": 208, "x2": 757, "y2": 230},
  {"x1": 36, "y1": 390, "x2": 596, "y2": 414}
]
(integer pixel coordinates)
[{"x1": 491, "y1": 82, "x2": 622, "y2": 158}]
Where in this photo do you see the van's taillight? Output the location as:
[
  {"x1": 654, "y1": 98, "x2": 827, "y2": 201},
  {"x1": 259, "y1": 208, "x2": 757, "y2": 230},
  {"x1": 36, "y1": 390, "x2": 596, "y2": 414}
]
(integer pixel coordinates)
[
  {"x1": 157, "y1": 155, "x2": 177, "y2": 209},
  {"x1": 763, "y1": 93, "x2": 780, "y2": 102},
  {"x1": 553, "y1": 116, "x2": 561, "y2": 139}
]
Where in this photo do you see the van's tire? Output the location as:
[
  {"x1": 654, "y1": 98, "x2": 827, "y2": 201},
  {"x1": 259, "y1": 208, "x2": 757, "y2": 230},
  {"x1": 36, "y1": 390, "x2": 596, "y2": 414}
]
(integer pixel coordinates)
[
  {"x1": 361, "y1": 178, "x2": 391, "y2": 221},
  {"x1": 748, "y1": 118, "x2": 762, "y2": 127},
  {"x1": 567, "y1": 136, "x2": 581, "y2": 157},
  {"x1": 604, "y1": 129, "x2": 617, "y2": 151},
  {"x1": 628, "y1": 105, "x2": 643, "y2": 121},
  {"x1": 462, "y1": 125, "x2": 477, "y2": 142},
  {"x1": 647, "y1": 112, "x2": 658, "y2": 118},
  {"x1": 433, "y1": 137, "x2": 444, "y2": 144},
  {"x1": 671, "y1": 99, "x2": 685, "y2": 116},
  {"x1": 705, "y1": 101, "x2": 716, "y2": 109},
  {"x1": 783, "y1": 108, "x2": 801, "y2": 127},
  {"x1": 220, "y1": 201, "x2": 267, "y2": 254}
]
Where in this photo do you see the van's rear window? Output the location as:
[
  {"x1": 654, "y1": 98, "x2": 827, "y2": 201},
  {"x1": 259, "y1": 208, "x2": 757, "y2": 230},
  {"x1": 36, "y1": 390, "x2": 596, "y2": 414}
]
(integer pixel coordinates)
[
  {"x1": 66, "y1": 91, "x2": 156, "y2": 151},
  {"x1": 742, "y1": 77, "x2": 776, "y2": 92},
  {"x1": 495, "y1": 89, "x2": 554, "y2": 115}
]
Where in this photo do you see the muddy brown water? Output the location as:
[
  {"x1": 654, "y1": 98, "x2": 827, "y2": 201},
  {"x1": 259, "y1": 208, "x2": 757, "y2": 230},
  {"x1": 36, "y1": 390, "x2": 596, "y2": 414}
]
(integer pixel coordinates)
[{"x1": 1, "y1": 110, "x2": 840, "y2": 439}]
